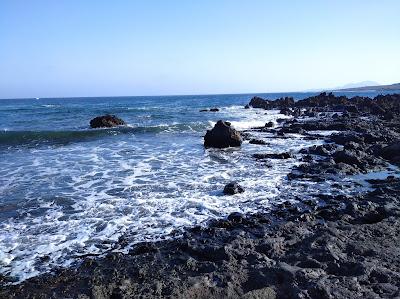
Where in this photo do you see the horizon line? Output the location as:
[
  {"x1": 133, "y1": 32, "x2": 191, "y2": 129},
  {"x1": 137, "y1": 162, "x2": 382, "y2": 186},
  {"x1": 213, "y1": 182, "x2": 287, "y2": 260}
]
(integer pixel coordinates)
[
  {"x1": 0, "y1": 90, "x2": 320, "y2": 101},
  {"x1": 1, "y1": 85, "x2": 398, "y2": 101}
]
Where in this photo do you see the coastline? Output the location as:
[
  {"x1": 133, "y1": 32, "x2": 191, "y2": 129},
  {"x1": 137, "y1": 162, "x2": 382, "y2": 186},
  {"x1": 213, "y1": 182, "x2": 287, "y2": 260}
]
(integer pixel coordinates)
[{"x1": 2, "y1": 92, "x2": 400, "y2": 299}]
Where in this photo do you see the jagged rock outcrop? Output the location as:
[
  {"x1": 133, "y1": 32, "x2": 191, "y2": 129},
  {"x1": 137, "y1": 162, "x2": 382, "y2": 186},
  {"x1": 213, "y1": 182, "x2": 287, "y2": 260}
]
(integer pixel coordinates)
[
  {"x1": 204, "y1": 120, "x2": 242, "y2": 148},
  {"x1": 90, "y1": 115, "x2": 126, "y2": 128},
  {"x1": 247, "y1": 92, "x2": 400, "y2": 118}
]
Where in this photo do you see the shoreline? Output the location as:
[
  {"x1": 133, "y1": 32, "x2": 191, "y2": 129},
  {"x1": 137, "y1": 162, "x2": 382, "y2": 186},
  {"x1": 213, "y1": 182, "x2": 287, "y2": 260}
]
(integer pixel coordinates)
[{"x1": 2, "y1": 92, "x2": 400, "y2": 298}]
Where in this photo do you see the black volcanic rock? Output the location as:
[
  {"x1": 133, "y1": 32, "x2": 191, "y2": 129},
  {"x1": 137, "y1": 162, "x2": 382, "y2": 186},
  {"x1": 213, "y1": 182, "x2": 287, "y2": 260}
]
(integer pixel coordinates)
[
  {"x1": 89, "y1": 115, "x2": 125, "y2": 128},
  {"x1": 249, "y1": 139, "x2": 269, "y2": 145},
  {"x1": 299, "y1": 144, "x2": 339, "y2": 156},
  {"x1": 248, "y1": 96, "x2": 269, "y2": 109},
  {"x1": 279, "y1": 107, "x2": 292, "y2": 116},
  {"x1": 247, "y1": 92, "x2": 400, "y2": 119},
  {"x1": 380, "y1": 141, "x2": 400, "y2": 164},
  {"x1": 249, "y1": 96, "x2": 294, "y2": 109},
  {"x1": 200, "y1": 108, "x2": 220, "y2": 112},
  {"x1": 253, "y1": 152, "x2": 293, "y2": 160},
  {"x1": 204, "y1": 120, "x2": 242, "y2": 148},
  {"x1": 265, "y1": 121, "x2": 274, "y2": 128},
  {"x1": 223, "y1": 182, "x2": 244, "y2": 195},
  {"x1": 345, "y1": 105, "x2": 359, "y2": 114},
  {"x1": 333, "y1": 150, "x2": 363, "y2": 168}
]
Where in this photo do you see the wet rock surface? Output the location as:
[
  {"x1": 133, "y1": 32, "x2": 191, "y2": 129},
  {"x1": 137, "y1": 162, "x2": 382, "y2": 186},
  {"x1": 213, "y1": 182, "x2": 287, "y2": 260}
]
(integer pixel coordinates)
[
  {"x1": 89, "y1": 115, "x2": 126, "y2": 128},
  {"x1": 2, "y1": 93, "x2": 400, "y2": 299},
  {"x1": 204, "y1": 120, "x2": 242, "y2": 148},
  {"x1": 253, "y1": 152, "x2": 293, "y2": 160},
  {"x1": 223, "y1": 182, "x2": 245, "y2": 195}
]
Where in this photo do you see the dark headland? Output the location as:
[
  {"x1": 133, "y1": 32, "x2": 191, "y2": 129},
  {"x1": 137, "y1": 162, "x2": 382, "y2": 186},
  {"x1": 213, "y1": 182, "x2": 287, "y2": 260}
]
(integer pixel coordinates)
[
  {"x1": 2, "y1": 92, "x2": 400, "y2": 299},
  {"x1": 334, "y1": 82, "x2": 400, "y2": 92}
]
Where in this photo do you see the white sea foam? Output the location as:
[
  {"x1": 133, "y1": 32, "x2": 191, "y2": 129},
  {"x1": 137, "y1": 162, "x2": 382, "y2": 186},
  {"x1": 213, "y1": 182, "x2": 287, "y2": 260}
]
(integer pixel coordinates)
[{"x1": 41, "y1": 104, "x2": 59, "y2": 108}]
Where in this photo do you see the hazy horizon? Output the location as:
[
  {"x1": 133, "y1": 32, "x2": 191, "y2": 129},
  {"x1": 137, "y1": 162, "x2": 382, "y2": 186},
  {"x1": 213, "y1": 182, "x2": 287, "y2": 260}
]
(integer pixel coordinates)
[{"x1": 1, "y1": 0, "x2": 399, "y2": 99}]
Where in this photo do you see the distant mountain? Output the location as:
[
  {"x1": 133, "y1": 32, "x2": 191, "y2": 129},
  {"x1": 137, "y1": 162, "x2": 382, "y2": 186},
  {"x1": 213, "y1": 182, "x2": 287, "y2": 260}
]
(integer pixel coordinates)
[
  {"x1": 335, "y1": 82, "x2": 400, "y2": 92},
  {"x1": 335, "y1": 81, "x2": 380, "y2": 90}
]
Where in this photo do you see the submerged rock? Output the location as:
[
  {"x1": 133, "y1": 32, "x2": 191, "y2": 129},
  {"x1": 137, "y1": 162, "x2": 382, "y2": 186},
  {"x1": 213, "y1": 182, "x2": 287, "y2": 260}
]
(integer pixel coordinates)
[
  {"x1": 204, "y1": 120, "x2": 242, "y2": 148},
  {"x1": 265, "y1": 121, "x2": 274, "y2": 128},
  {"x1": 223, "y1": 182, "x2": 245, "y2": 195},
  {"x1": 253, "y1": 152, "x2": 293, "y2": 160},
  {"x1": 249, "y1": 139, "x2": 269, "y2": 145},
  {"x1": 90, "y1": 115, "x2": 125, "y2": 128},
  {"x1": 199, "y1": 108, "x2": 220, "y2": 112}
]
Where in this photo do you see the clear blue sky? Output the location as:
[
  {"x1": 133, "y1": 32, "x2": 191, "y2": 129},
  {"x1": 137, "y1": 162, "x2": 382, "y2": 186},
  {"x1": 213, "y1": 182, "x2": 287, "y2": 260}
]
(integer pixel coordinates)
[{"x1": 1, "y1": 0, "x2": 399, "y2": 98}]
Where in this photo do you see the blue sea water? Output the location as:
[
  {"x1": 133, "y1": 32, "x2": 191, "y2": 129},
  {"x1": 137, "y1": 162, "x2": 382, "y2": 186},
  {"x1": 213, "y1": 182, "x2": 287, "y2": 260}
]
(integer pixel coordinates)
[{"x1": 0, "y1": 91, "x2": 398, "y2": 282}]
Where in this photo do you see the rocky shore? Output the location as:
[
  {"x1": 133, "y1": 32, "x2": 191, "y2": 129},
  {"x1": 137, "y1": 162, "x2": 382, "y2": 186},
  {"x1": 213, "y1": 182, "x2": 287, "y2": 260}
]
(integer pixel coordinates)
[{"x1": 1, "y1": 93, "x2": 400, "y2": 299}]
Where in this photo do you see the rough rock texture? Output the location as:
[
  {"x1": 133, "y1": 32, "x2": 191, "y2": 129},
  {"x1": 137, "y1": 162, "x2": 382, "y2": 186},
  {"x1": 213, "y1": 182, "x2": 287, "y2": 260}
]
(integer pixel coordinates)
[
  {"x1": 249, "y1": 96, "x2": 294, "y2": 109},
  {"x1": 89, "y1": 115, "x2": 125, "y2": 128},
  {"x1": 204, "y1": 120, "x2": 242, "y2": 148}
]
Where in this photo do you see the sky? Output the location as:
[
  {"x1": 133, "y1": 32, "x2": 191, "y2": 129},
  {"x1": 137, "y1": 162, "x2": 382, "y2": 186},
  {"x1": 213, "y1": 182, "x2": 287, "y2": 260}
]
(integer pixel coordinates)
[{"x1": 0, "y1": 0, "x2": 399, "y2": 99}]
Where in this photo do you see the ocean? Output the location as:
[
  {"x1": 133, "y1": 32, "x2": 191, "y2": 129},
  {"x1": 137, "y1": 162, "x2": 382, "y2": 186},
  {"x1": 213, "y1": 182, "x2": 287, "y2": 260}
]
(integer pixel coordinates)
[{"x1": 0, "y1": 91, "x2": 397, "y2": 282}]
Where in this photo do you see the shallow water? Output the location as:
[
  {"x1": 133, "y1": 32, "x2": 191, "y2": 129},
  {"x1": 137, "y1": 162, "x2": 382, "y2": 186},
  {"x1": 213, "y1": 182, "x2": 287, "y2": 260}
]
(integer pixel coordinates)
[{"x1": 0, "y1": 91, "x2": 397, "y2": 282}]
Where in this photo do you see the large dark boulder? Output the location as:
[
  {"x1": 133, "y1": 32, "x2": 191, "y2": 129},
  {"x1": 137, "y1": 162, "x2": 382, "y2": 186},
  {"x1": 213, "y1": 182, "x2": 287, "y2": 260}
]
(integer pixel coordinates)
[
  {"x1": 204, "y1": 120, "x2": 242, "y2": 148},
  {"x1": 90, "y1": 115, "x2": 126, "y2": 128},
  {"x1": 265, "y1": 121, "x2": 274, "y2": 128},
  {"x1": 333, "y1": 150, "x2": 363, "y2": 168},
  {"x1": 223, "y1": 182, "x2": 244, "y2": 195},
  {"x1": 380, "y1": 142, "x2": 400, "y2": 164},
  {"x1": 248, "y1": 96, "x2": 270, "y2": 109}
]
